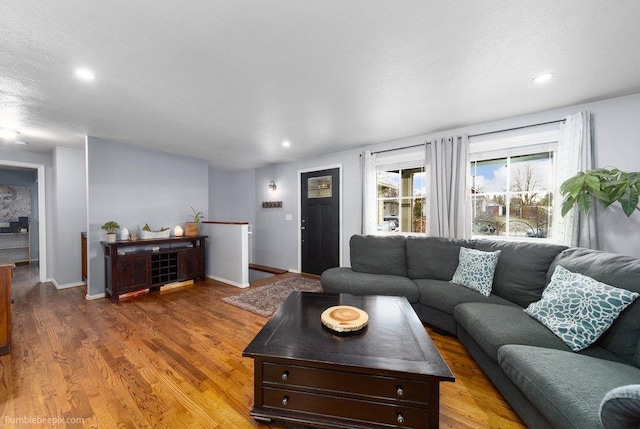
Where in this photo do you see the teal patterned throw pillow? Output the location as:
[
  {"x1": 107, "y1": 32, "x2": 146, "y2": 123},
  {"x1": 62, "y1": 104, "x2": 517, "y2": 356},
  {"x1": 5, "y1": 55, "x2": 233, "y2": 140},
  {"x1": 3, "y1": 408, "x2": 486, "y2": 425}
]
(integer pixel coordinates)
[
  {"x1": 450, "y1": 247, "x2": 501, "y2": 297},
  {"x1": 524, "y1": 266, "x2": 639, "y2": 352}
]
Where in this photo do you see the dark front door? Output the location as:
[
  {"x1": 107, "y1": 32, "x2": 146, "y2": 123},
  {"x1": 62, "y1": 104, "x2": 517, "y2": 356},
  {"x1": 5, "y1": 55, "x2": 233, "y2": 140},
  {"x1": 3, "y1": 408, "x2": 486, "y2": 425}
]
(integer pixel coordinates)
[{"x1": 301, "y1": 168, "x2": 340, "y2": 275}]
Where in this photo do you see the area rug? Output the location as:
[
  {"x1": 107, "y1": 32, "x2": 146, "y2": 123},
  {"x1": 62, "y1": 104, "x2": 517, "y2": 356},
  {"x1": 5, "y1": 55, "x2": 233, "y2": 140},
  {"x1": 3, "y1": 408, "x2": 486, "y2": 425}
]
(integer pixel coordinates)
[{"x1": 221, "y1": 276, "x2": 323, "y2": 316}]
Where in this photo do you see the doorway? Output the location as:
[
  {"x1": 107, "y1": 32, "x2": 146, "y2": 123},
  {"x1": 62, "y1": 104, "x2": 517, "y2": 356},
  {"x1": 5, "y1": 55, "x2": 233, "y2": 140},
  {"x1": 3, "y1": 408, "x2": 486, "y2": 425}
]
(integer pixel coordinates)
[
  {"x1": 0, "y1": 161, "x2": 46, "y2": 282},
  {"x1": 300, "y1": 167, "x2": 341, "y2": 275}
]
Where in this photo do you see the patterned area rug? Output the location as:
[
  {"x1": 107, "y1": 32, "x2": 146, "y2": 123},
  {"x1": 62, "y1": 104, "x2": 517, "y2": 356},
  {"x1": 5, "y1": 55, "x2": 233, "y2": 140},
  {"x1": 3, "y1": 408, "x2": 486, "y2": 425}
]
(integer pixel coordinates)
[{"x1": 221, "y1": 276, "x2": 323, "y2": 316}]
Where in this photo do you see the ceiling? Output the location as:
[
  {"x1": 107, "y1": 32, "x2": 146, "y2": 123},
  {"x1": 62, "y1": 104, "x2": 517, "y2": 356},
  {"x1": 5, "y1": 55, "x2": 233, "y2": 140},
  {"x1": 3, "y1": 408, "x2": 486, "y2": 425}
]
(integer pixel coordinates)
[{"x1": 2, "y1": 1, "x2": 640, "y2": 171}]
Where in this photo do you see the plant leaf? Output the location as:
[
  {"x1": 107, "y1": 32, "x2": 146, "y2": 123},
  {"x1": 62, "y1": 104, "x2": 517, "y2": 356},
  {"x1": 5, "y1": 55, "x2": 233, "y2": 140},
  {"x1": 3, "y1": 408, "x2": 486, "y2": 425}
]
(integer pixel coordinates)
[
  {"x1": 576, "y1": 193, "x2": 592, "y2": 216},
  {"x1": 561, "y1": 195, "x2": 577, "y2": 217},
  {"x1": 620, "y1": 186, "x2": 639, "y2": 217}
]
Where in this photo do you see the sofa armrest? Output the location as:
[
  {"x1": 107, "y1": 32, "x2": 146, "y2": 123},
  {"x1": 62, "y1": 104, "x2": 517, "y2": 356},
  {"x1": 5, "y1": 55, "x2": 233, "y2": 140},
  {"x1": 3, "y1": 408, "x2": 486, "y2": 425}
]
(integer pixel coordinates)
[{"x1": 600, "y1": 385, "x2": 640, "y2": 429}]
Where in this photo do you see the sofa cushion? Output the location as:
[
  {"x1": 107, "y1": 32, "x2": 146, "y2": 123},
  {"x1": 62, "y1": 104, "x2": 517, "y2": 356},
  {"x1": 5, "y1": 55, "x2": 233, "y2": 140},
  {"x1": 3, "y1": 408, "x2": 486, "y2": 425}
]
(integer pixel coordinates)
[
  {"x1": 525, "y1": 267, "x2": 639, "y2": 352},
  {"x1": 498, "y1": 345, "x2": 640, "y2": 429},
  {"x1": 405, "y1": 236, "x2": 476, "y2": 280},
  {"x1": 550, "y1": 248, "x2": 640, "y2": 366},
  {"x1": 475, "y1": 239, "x2": 567, "y2": 307},
  {"x1": 415, "y1": 280, "x2": 516, "y2": 317},
  {"x1": 455, "y1": 302, "x2": 571, "y2": 362},
  {"x1": 320, "y1": 267, "x2": 419, "y2": 303},
  {"x1": 600, "y1": 385, "x2": 640, "y2": 429},
  {"x1": 451, "y1": 247, "x2": 501, "y2": 297},
  {"x1": 349, "y1": 235, "x2": 407, "y2": 277}
]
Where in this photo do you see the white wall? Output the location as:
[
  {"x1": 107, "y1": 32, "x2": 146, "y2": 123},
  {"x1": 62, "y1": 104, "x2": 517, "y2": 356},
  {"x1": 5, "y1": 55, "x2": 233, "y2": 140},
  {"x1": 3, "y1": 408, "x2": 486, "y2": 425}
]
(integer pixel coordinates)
[
  {"x1": 86, "y1": 137, "x2": 209, "y2": 298},
  {"x1": 205, "y1": 223, "x2": 249, "y2": 287},
  {"x1": 50, "y1": 147, "x2": 86, "y2": 287},
  {"x1": 246, "y1": 92, "x2": 640, "y2": 270}
]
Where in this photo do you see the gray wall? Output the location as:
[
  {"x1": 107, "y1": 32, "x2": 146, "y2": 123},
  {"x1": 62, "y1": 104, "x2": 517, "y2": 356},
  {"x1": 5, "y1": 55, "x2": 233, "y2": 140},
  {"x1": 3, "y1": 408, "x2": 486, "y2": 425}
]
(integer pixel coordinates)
[
  {"x1": 50, "y1": 147, "x2": 86, "y2": 287},
  {"x1": 86, "y1": 137, "x2": 209, "y2": 297},
  {"x1": 230, "y1": 92, "x2": 640, "y2": 271},
  {"x1": 208, "y1": 166, "x2": 256, "y2": 224},
  {"x1": 208, "y1": 166, "x2": 230, "y2": 221}
]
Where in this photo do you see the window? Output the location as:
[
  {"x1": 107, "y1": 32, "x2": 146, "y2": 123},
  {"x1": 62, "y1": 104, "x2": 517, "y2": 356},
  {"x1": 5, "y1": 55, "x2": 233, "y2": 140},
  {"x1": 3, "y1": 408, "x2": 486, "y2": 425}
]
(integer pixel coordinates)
[
  {"x1": 372, "y1": 147, "x2": 426, "y2": 234},
  {"x1": 376, "y1": 167, "x2": 425, "y2": 233},
  {"x1": 469, "y1": 127, "x2": 559, "y2": 240}
]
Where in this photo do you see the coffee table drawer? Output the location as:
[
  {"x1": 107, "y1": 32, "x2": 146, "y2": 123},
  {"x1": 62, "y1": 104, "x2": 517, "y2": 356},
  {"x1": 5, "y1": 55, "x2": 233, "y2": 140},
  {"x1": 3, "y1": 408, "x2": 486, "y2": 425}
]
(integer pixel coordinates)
[
  {"x1": 263, "y1": 387, "x2": 428, "y2": 428},
  {"x1": 263, "y1": 362, "x2": 429, "y2": 404}
]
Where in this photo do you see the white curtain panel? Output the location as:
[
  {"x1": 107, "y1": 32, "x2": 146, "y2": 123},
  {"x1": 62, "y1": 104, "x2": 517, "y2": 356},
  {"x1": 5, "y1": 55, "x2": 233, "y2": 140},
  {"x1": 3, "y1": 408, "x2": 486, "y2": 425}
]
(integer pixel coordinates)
[
  {"x1": 360, "y1": 151, "x2": 377, "y2": 234},
  {"x1": 426, "y1": 134, "x2": 471, "y2": 239},
  {"x1": 555, "y1": 110, "x2": 598, "y2": 248}
]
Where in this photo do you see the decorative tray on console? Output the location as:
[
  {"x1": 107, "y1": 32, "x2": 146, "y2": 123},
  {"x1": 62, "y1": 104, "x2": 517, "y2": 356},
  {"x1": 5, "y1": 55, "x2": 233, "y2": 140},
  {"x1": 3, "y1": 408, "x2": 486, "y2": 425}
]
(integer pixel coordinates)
[{"x1": 321, "y1": 305, "x2": 369, "y2": 333}]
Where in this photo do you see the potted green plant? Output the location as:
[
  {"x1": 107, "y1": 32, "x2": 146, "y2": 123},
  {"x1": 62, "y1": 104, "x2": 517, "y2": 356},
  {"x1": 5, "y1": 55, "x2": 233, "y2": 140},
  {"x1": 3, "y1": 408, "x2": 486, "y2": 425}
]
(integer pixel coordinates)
[
  {"x1": 560, "y1": 167, "x2": 640, "y2": 217},
  {"x1": 185, "y1": 207, "x2": 203, "y2": 237},
  {"x1": 101, "y1": 220, "x2": 120, "y2": 243}
]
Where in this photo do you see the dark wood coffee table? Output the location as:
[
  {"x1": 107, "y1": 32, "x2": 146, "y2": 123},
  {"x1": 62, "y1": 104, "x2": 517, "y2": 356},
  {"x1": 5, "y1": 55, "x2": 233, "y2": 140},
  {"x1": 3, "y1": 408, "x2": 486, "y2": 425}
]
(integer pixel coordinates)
[{"x1": 243, "y1": 292, "x2": 455, "y2": 429}]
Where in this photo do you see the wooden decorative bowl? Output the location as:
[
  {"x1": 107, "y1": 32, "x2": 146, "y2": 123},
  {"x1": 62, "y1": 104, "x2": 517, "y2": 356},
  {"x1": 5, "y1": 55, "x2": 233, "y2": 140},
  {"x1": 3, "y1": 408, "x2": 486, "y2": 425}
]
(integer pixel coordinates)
[{"x1": 321, "y1": 305, "x2": 369, "y2": 333}]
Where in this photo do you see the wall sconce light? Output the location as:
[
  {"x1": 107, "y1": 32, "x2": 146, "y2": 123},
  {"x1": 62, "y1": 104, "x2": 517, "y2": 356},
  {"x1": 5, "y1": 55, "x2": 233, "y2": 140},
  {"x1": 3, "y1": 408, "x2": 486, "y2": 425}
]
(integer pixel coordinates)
[{"x1": 268, "y1": 180, "x2": 277, "y2": 191}]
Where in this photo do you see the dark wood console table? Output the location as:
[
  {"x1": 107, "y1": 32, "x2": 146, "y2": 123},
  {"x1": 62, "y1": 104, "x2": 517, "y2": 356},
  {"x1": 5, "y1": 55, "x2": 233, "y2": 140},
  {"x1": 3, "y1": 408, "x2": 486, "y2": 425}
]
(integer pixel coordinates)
[{"x1": 102, "y1": 236, "x2": 206, "y2": 302}]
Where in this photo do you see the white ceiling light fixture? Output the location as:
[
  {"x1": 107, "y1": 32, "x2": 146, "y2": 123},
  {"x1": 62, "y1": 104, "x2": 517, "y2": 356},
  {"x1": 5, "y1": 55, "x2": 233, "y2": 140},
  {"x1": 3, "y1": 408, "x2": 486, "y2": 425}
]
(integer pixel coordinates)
[
  {"x1": 0, "y1": 128, "x2": 19, "y2": 140},
  {"x1": 14, "y1": 141, "x2": 28, "y2": 145},
  {"x1": 75, "y1": 67, "x2": 96, "y2": 81},
  {"x1": 282, "y1": 140, "x2": 291, "y2": 148},
  {"x1": 533, "y1": 73, "x2": 555, "y2": 84}
]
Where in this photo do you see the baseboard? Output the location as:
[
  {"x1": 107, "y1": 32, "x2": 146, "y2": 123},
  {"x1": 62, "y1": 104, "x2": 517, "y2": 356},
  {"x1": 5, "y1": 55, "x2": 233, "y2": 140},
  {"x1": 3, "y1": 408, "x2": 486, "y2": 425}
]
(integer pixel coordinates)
[
  {"x1": 85, "y1": 292, "x2": 106, "y2": 300},
  {"x1": 55, "y1": 280, "x2": 86, "y2": 290},
  {"x1": 47, "y1": 278, "x2": 86, "y2": 290},
  {"x1": 206, "y1": 274, "x2": 250, "y2": 288},
  {"x1": 249, "y1": 263, "x2": 288, "y2": 275},
  {"x1": 288, "y1": 268, "x2": 301, "y2": 274}
]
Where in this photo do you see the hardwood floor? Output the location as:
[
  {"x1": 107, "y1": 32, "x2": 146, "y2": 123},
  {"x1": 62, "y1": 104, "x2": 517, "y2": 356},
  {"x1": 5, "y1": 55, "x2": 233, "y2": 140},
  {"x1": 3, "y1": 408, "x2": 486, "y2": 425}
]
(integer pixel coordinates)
[{"x1": 0, "y1": 267, "x2": 525, "y2": 428}]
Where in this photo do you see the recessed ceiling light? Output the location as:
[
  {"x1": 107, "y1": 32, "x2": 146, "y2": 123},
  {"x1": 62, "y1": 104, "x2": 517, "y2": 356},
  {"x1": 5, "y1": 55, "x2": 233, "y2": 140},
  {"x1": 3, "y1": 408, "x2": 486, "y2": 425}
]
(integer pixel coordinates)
[
  {"x1": 0, "y1": 128, "x2": 18, "y2": 139},
  {"x1": 533, "y1": 73, "x2": 554, "y2": 84},
  {"x1": 75, "y1": 68, "x2": 95, "y2": 81},
  {"x1": 282, "y1": 141, "x2": 291, "y2": 148},
  {"x1": 14, "y1": 141, "x2": 28, "y2": 145}
]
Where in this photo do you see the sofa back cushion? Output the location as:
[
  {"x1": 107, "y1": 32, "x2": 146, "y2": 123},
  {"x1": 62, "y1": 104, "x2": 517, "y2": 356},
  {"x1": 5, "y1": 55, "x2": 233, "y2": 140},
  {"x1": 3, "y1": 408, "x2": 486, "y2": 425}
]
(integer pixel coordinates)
[
  {"x1": 350, "y1": 235, "x2": 407, "y2": 276},
  {"x1": 475, "y1": 240, "x2": 567, "y2": 307},
  {"x1": 406, "y1": 236, "x2": 476, "y2": 280},
  {"x1": 549, "y1": 248, "x2": 640, "y2": 366}
]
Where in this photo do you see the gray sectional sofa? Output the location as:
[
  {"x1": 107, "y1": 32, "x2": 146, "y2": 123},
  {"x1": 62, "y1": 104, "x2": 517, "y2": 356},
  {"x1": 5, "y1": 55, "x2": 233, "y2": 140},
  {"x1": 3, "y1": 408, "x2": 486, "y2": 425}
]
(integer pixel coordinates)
[{"x1": 320, "y1": 234, "x2": 640, "y2": 429}]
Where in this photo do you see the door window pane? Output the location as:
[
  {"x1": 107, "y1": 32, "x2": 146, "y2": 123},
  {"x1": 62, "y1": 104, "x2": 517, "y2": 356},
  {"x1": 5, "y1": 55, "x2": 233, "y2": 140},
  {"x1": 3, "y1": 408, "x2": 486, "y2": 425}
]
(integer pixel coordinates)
[{"x1": 308, "y1": 176, "x2": 332, "y2": 198}]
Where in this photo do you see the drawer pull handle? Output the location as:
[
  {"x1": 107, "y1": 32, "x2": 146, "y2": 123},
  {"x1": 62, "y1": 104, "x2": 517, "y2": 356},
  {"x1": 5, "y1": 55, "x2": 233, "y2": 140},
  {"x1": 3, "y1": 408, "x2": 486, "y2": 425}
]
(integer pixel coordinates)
[
  {"x1": 282, "y1": 396, "x2": 288, "y2": 406},
  {"x1": 396, "y1": 386, "x2": 404, "y2": 397},
  {"x1": 397, "y1": 412, "x2": 404, "y2": 424},
  {"x1": 281, "y1": 371, "x2": 289, "y2": 381}
]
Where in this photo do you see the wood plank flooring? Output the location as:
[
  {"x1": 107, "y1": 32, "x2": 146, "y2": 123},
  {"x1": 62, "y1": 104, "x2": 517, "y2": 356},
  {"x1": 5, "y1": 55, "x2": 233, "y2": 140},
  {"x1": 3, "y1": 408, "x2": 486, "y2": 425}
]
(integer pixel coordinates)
[{"x1": 0, "y1": 266, "x2": 525, "y2": 428}]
